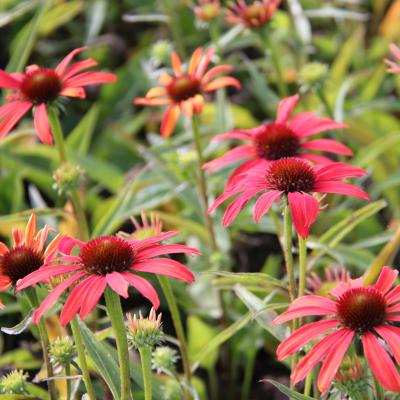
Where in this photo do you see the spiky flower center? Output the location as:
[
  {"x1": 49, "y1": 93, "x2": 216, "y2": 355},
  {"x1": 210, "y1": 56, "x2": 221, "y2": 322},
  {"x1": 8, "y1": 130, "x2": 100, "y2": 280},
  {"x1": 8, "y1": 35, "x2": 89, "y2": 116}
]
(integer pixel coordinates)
[
  {"x1": 243, "y1": 3, "x2": 264, "y2": 20},
  {"x1": 21, "y1": 69, "x2": 62, "y2": 103},
  {"x1": 0, "y1": 246, "x2": 44, "y2": 285},
  {"x1": 80, "y1": 236, "x2": 134, "y2": 275},
  {"x1": 336, "y1": 287, "x2": 386, "y2": 332},
  {"x1": 167, "y1": 75, "x2": 201, "y2": 102},
  {"x1": 254, "y1": 124, "x2": 300, "y2": 160},
  {"x1": 266, "y1": 158, "x2": 316, "y2": 193}
]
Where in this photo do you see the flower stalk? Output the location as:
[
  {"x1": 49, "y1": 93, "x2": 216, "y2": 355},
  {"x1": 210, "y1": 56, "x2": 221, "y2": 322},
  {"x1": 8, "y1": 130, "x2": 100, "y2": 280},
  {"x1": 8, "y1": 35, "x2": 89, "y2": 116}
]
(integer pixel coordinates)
[
  {"x1": 138, "y1": 347, "x2": 152, "y2": 400},
  {"x1": 283, "y1": 203, "x2": 296, "y2": 302},
  {"x1": 25, "y1": 288, "x2": 57, "y2": 400},
  {"x1": 70, "y1": 318, "x2": 96, "y2": 400},
  {"x1": 298, "y1": 235, "x2": 307, "y2": 298},
  {"x1": 191, "y1": 114, "x2": 218, "y2": 252},
  {"x1": 104, "y1": 288, "x2": 132, "y2": 400},
  {"x1": 47, "y1": 107, "x2": 90, "y2": 241}
]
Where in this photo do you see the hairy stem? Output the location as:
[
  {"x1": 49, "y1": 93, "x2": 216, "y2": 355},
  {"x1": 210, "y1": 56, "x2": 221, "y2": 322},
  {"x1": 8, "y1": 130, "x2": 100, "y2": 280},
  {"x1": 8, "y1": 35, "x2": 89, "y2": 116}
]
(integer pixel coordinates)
[{"x1": 138, "y1": 347, "x2": 152, "y2": 400}]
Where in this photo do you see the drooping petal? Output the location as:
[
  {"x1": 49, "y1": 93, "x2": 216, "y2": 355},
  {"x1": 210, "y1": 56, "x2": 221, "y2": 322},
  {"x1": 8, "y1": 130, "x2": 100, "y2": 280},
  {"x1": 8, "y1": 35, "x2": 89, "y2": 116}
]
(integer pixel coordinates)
[
  {"x1": 386, "y1": 285, "x2": 400, "y2": 306},
  {"x1": 192, "y1": 94, "x2": 204, "y2": 113},
  {"x1": 202, "y1": 145, "x2": 255, "y2": 173},
  {"x1": 202, "y1": 76, "x2": 241, "y2": 92},
  {"x1": 315, "y1": 163, "x2": 366, "y2": 181},
  {"x1": 160, "y1": 105, "x2": 180, "y2": 138},
  {"x1": 134, "y1": 97, "x2": 171, "y2": 106},
  {"x1": 195, "y1": 48, "x2": 213, "y2": 78},
  {"x1": 275, "y1": 94, "x2": 300, "y2": 124},
  {"x1": 16, "y1": 264, "x2": 83, "y2": 290},
  {"x1": 130, "y1": 231, "x2": 180, "y2": 251},
  {"x1": 60, "y1": 87, "x2": 86, "y2": 98},
  {"x1": 288, "y1": 192, "x2": 319, "y2": 239},
  {"x1": 276, "y1": 319, "x2": 340, "y2": 360},
  {"x1": 211, "y1": 129, "x2": 252, "y2": 143},
  {"x1": 317, "y1": 329, "x2": 354, "y2": 393},
  {"x1": 34, "y1": 103, "x2": 53, "y2": 145},
  {"x1": 273, "y1": 295, "x2": 337, "y2": 325},
  {"x1": 105, "y1": 272, "x2": 130, "y2": 298},
  {"x1": 313, "y1": 181, "x2": 370, "y2": 200},
  {"x1": 0, "y1": 70, "x2": 21, "y2": 90},
  {"x1": 61, "y1": 58, "x2": 98, "y2": 80},
  {"x1": 373, "y1": 266, "x2": 398, "y2": 294},
  {"x1": 58, "y1": 236, "x2": 86, "y2": 255},
  {"x1": 0, "y1": 101, "x2": 32, "y2": 139},
  {"x1": 208, "y1": 187, "x2": 243, "y2": 215},
  {"x1": 79, "y1": 276, "x2": 107, "y2": 319},
  {"x1": 55, "y1": 47, "x2": 86, "y2": 75},
  {"x1": 362, "y1": 331, "x2": 400, "y2": 393},
  {"x1": 135, "y1": 244, "x2": 201, "y2": 260},
  {"x1": 253, "y1": 190, "x2": 283, "y2": 223},
  {"x1": 32, "y1": 272, "x2": 86, "y2": 323},
  {"x1": 131, "y1": 258, "x2": 195, "y2": 283},
  {"x1": 291, "y1": 328, "x2": 348, "y2": 385},
  {"x1": 375, "y1": 325, "x2": 400, "y2": 364},
  {"x1": 60, "y1": 276, "x2": 96, "y2": 325},
  {"x1": 222, "y1": 189, "x2": 263, "y2": 227},
  {"x1": 225, "y1": 159, "x2": 267, "y2": 189},
  {"x1": 63, "y1": 71, "x2": 116, "y2": 88},
  {"x1": 289, "y1": 112, "x2": 346, "y2": 137},
  {"x1": 301, "y1": 139, "x2": 352, "y2": 156},
  {"x1": 122, "y1": 273, "x2": 160, "y2": 308},
  {"x1": 202, "y1": 65, "x2": 234, "y2": 84}
]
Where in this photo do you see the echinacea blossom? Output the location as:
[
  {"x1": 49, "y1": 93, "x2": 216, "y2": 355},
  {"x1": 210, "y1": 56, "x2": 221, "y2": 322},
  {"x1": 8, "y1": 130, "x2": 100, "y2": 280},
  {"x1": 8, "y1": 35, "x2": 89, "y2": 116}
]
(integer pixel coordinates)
[
  {"x1": 385, "y1": 44, "x2": 400, "y2": 74},
  {"x1": 273, "y1": 266, "x2": 400, "y2": 393},
  {"x1": 307, "y1": 265, "x2": 357, "y2": 297},
  {"x1": 17, "y1": 232, "x2": 199, "y2": 326},
  {"x1": 225, "y1": 0, "x2": 280, "y2": 29},
  {"x1": 0, "y1": 47, "x2": 116, "y2": 144},
  {"x1": 134, "y1": 47, "x2": 241, "y2": 137},
  {"x1": 193, "y1": 0, "x2": 221, "y2": 22},
  {"x1": 0, "y1": 213, "x2": 61, "y2": 308},
  {"x1": 203, "y1": 94, "x2": 351, "y2": 188},
  {"x1": 209, "y1": 158, "x2": 369, "y2": 238}
]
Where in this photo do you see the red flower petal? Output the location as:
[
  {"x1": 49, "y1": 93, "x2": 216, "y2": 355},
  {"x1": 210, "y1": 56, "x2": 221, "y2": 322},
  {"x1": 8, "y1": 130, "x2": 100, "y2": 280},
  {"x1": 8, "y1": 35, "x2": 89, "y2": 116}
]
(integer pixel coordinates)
[{"x1": 34, "y1": 103, "x2": 53, "y2": 145}]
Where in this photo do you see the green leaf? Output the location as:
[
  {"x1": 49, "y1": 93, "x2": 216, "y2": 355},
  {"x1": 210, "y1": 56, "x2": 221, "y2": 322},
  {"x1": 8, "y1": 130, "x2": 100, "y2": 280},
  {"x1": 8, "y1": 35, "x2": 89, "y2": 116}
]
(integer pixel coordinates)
[
  {"x1": 188, "y1": 316, "x2": 218, "y2": 369},
  {"x1": 212, "y1": 271, "x2": 287, "y2": 290},
  {"x1": 25, "y1": 382, "x2": 50, "y2": 400},
  {"x1": 192, "y1": 314, "x2": 252, "y2": 370},
  {"x1": 265, "y1": 380, "x2": 316, "y2": 399},
  {"x1": 76, "y1": 319, "x2": 121, "y2": 400},
  {"x1": 1, "y1": 310, "x2": 33, "y2": 335},
  {"x1": 66, "y1": 104, "x2": 100, "y2": 155}
]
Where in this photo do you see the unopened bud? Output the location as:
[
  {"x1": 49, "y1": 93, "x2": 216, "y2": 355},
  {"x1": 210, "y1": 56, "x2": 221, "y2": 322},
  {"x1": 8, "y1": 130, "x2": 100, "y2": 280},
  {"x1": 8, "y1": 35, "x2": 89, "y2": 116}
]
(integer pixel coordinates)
[
  {"x1": 53, "y1": 161, "x2": 84, "y2": 195},
  {"x1": 49, "y1": 336, "x2": 75, "y2": 367},
  {"x1": 152, "y1": 346, "x2": 179, "y2": 374},
  {"x1": 0, "y1": 370, "x2": 28, "y2": 394}
]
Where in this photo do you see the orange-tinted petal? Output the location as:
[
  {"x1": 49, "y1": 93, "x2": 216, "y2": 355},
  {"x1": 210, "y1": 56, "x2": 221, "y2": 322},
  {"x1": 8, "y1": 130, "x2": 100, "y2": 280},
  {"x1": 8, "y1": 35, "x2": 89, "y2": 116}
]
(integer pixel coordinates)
[{"x1": 160, "y1": 105, "x2": 180, "y2": 138}]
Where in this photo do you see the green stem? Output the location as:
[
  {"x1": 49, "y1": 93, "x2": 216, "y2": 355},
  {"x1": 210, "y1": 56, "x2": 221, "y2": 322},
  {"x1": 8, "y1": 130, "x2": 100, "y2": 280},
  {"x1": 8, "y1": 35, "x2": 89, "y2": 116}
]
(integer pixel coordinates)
[
  {"x1": 138, "y1": 347, "x2": 152, "y2": 400},
  {"x1": 104, "y1": 288, "x2": 132, "y2": 400},
  {"x1": 262, "y1": 30, "x2": 287, "y2": 97},
  {"x1": 208, "y1": 366, "x2": 218, "y2": 400},
  {"x1": 303, "y1": 372, "x2": 312, "y2": 396},
  {"x1": 70, "y1": 318, "x2": 96, "y2": 400},
  {"x1": 298, "y1": 236, "x2": 307, "y2": 298},
  {"x1": 240, "y1": 350, "x2": 256, "y2": 400},
  {"x1": 65, "y1": 363, "x2": 72, "y2": 400},
  {"x1": 315, "y1": 86, "x2": 334, "y2": 119},
  {"x1": 374, "y1": 376, "x2": 385, "y2": 400},
  {"x1": 47, "y1": 107, "x2": 90, "y2": 241},
  {"x1": 157, "y1": 276, "x2": 191, "y2": 386},
  {"x1": 25, "y1": 289, "x2": 57, "y2": 400},
  {"x1": 191, "y1": 115, "x2": 218, "y2": 252},
  {"x1": 283, "y1": 204, "x2": 296, "y2": 301}
]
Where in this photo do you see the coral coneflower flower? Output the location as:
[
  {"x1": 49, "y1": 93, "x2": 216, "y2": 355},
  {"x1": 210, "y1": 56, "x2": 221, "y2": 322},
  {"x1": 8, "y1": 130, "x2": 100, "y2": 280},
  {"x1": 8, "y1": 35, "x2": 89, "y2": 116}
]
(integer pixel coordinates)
[
  {"x1": 307, "y1": 265, "x2": 360, "y2": 297},
  {"x1": 0, "y1": 47, "x2": 116, "y2": 144},
  {"x1": 273, "y1": 266, "x2": 400, "y2": 393},
  {"x1": 209, "y1": 158, "x2": 369, "y2": 238},
  {"x1": 193, "y1": 0, "x2": 221, "y2": 21},
  {"x1": 225, "y1": 0, "x2": 280, "y2": 29},
  {"x1": 0, "y1": 213, "x2": 61, "y2": 308},
  {"x1": 17, "y1": 232, "x2": 199, "y2": 326},
  {"x1": 203, "y1": 95, "x2": 351, "y2": 188},
  {"x1": 385, "y1": 44, "x2": 400, "y2": 74},
  {"x1": 134, "y1": 47, "x2": 241, "y2": 138}
]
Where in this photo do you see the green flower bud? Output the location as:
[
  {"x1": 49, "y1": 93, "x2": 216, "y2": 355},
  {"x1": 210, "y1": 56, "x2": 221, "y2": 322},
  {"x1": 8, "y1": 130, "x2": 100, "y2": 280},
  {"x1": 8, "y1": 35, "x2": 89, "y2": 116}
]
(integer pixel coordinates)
[
  {"x1": 0, "y1": 370, "x2": 28, "y2": 394},
  {"x1": 151, "y1": 41, "x2": 173, "y2": 64},
  {"x1": 152, "y1": 346, "x2": 179, "y2": 374},
  {"x1": 49, "y1": 336, "x2": 75, "y2": 367},
  {"x1": 52, "y1": 161, "x2": 84, "y2": 195},
  {"x1": 299, "y1": 62, "x2": 328, "y2": 84},
  {"x1": 162, "y1": 379, "x2": 182, "y2": 400},
  {"x1": 127, "y1": 308, "x2": 163, "y2": 349}
]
